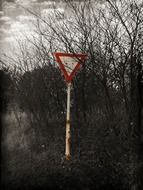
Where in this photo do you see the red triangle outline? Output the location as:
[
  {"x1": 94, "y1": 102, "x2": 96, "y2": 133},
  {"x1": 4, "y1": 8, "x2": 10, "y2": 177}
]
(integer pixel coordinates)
[{"x1": 54, "y1": 52, "x2": 87, "y2": 82}]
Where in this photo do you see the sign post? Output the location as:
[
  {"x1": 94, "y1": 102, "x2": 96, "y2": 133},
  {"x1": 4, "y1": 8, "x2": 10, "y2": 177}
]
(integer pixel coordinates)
[
  {"x1": 54, "y1": 52, "x2": 87, "y2": 160},
  {"x1": 66, "y1": 82, "x2": 71, "y2": 160}
]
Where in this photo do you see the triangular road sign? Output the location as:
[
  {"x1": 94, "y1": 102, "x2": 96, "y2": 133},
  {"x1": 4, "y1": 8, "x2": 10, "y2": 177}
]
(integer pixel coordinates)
[{"x1": 54, "y1": 52, "x2": 87, "y2": 82}]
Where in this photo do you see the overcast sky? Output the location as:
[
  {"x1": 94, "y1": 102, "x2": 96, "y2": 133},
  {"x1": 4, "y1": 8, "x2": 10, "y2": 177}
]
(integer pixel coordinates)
[{"x1": 0, "y1": 0, "x2": 64, "y2": 54}]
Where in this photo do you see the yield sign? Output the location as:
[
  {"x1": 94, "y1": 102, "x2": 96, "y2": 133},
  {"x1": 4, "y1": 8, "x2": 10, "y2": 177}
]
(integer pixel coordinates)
[{"x1": 54, "y1": 52, "x2": 87, "y2": 82}]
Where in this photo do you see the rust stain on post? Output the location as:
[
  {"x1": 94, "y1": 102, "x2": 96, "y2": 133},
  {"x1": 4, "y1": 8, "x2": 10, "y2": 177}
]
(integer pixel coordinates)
[
  {"x1": 66, "y1": 120, "x2": 70, "y2": 124},
  {"x1": 65, "y1": 124, "x2": 71, "y2": 160},
  {"x1": 66, "y1": 154, "x2": 70, "y2": 160}
]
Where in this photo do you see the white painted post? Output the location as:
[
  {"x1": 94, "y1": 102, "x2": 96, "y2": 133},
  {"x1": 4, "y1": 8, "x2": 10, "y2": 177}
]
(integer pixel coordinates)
[{"x1": 65, "y1": 82, "x2": 71, "y2": 160}]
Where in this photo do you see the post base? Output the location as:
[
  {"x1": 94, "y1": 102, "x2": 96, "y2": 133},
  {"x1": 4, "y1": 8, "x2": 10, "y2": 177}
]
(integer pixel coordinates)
[{"x1": 65, "y1": 154, "x2": 71, "y2": 160}]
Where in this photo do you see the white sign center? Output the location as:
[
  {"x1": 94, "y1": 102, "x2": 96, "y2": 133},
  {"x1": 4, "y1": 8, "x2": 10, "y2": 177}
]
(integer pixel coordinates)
[{"x1": 59, "y1": 56, "x2": 79, "y2": 75}]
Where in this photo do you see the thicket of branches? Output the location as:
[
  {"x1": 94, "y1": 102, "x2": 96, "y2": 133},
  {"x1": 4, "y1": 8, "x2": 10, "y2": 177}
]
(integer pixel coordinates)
[{"x1": 1, "y1": 0, "x2": 143, "y2": 190}]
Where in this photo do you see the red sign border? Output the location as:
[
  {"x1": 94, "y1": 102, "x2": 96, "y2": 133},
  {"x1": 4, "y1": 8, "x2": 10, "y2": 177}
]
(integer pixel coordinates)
[{"x1": 54, "y1": 52, "x2": 87, "y2": 82}]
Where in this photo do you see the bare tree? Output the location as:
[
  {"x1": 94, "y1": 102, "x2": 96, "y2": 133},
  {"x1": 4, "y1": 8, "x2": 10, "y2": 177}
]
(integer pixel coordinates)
[{"x1": 2, "y1": 0, "x2": 143, "y2": 189}]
